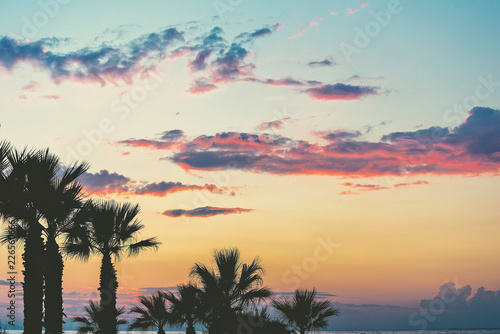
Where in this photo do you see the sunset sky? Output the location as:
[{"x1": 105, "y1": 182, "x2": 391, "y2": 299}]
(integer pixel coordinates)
[{"x1": 1, "y1": 0, "x2": 499, "y2": 330}]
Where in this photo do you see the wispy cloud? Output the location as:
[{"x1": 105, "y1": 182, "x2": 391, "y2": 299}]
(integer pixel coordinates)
[
  {"x1": 339, "y1": 179, "x2": 429, "y2": 195},
  {"x1": 339, "y1": 182, "x2": 389, "y2": 195},
  {"x1": 305, "y1": 83, "x2": 380, "y2": 101},
  {"x1": 308, "y1": 58, "x2": 335, "y2": 67},
  {"x1": 345, "y1": 2, "x2": 370, "y2": 16},
  {"x1": 80, "y1": 169, "x2": 236, "y2": 196},
  {"x1": 289, "y1": 18, "x2": 322, "y2": 40},
  {"x1": 40, "y1": 95, "x2": 60, "y2": 100},
  {"x1": 256, "y1": 116, "x2": 294, "y2": 132},
  {"x1": 161, "y1": 206, "x2": 253, "y2": 217}
]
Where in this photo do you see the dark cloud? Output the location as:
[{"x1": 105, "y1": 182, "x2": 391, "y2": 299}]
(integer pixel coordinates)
[
  {"x1": 451, "y1": 106, "x2": 500, "y2": 160},
  {"x1": 305, "y1": 83, "x2": 380, "y2": 101},
  {"x1": 264, "y1": 77, "x2": 304, "y2": 86},
  {"x1": 80, "y1": 169, "x2": 131, "y2": 195},
  {"x1": 189, "y1": 49, "x2": 212, "y2": 71},
  {"x1": 212, "y1": 43, "x2": 251, "y2": 82},
  {"x1": 249, "y1": 28, "x2": 273, "y2": 38},
  {"x1": 80, "y1": 169, "x2": 234, "y2": 196},
  {"x1": 134, "y1": 181, "x2": 234, "y2": 196},
  {"x1": 383, "y1": 107, "x2": 500, "y2": 163},
  {"x1": 161, "y1": 206, "x2": 253, "y2": 217},
  {"x1": 308, "y1": 58, "x2": 335, "y2": 67},
  {"x1": 323, "y1": 130, "x2": 362, "y2": 140},
  {"x1": 412, "y1": 282, "x2": 500, "y2": 329},
  {"x1": 382, "y1": 126, "x2": 450, "y2": 142},
  {"x1": 159, "y1": 129, "x2": 184, "y2": 141},
  {"x1": 200, "y1": 27, "x2": 225, "y2": 48}
]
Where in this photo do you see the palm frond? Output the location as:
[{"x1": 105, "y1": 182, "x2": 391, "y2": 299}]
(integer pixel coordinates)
[{"x1": 127, "y1": 237, "x2": 160, "y2": 258}]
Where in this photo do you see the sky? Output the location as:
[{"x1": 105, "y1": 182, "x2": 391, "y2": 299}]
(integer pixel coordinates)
[{"x1": 0, "y1": 0, "x2": 500, "y2": 330}]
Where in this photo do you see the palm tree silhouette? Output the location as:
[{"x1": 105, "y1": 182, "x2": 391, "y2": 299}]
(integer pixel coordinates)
[
  {"x1": 0, "y1": 147, "x2": 88, "y2": 334},
  {"x1": 129, "y1": 291, "x2": 171, "y2": 334},
  {"x1": 65, "y1": 200, "x2": 160, "y2": 334},
  {"x1": 272, "y1": 288, "x2": 339, "y2": 334},
  {"x1": 74, "y1": 300, "x2": 126, "y2": 334},
  {"x1": 0, "y1": 148, "x2": 56, "y2": 333},
  {"x1": 164, "y1": 284, "x2": 202, "y2": 334},
  {"x1": 190, "y1": 248, "x2": 271, "y2": 334},
  {"x1": 41, "y1": 156, "x2": 89, "y2": 334}
]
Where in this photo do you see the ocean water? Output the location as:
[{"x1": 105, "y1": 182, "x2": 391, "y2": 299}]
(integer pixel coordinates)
[{"x1": 5, "y1": 330, "x2": 500, "y2": 334}]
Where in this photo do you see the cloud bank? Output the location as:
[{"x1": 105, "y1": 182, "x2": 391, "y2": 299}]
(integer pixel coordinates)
[{"x1": 117, "y1": 107, "x2": 500, "y2": 178}]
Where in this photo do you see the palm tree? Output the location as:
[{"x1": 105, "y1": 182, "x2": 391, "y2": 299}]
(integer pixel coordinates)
[
  {"x1": 0, "y1": 147, "x2": 45, "y2": 333},
  {"x1": 164, "y1": 284, "x2": 202, "y2": 334},
  {"x1": 74, "y1": 300, "x2": 126, "y2": 334},
  {"x1": 129, "y1": 291, "x2": 171, "y2": 334},
  {"x1": 271, "y1": 288, "x2": 339, "y2": 334},
  {"x1": 41, "y1": 157, "x2": 89, "y2": 334},
  {"x1": 65, "y1": 200, "x2": 160, "y2": 334},
  {"x1": 0, "y1": 148, "x2": 89, "y2": 334},
  {"x1": 190, "y1": 248, "x2": 272, "y2": 334}
]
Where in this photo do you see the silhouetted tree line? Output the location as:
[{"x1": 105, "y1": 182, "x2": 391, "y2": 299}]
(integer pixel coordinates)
[
  {"x1": 120, "y1": 248, "x2": 339, "y2": 334},
  {"x1": 0, "y1": 142, "x2": 159, "y2": 334},
  {"x1": 0, "y1": 141, "x2": 339, "y2": 334}
]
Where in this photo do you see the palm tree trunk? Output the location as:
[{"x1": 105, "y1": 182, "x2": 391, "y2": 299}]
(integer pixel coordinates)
[
  {"x1": 186, "y1": 320, "x2": 196, "y2": 334},
  {"x1": 99, "y1": 253, "x2": 118, "y2": 334},
  {"x1": 158, "y1": 328, "x2": 166, "y2": 334},
  {"x1": 44, "y1": 236, "x2": 64, "y2": 334},
  {"x1": 22, "y1": 221, "x2": 44, "y2": 334}
]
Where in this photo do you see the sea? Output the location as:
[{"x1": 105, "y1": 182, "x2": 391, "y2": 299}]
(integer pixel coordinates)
[{"x1": 5, "y1": 330, "x2": 500, "y2": 334}]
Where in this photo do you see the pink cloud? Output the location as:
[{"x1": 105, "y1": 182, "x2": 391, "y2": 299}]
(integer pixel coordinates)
[
  {"x1": 289, "y1": 20, "x2": 321, "y2": 40},
  {"x1": 40, "y1": 95, "x2": 60, "y2": 100},
  {"x1": 116, "y1": 107, "x2": 500, "y2": 179},
  {"x1": 346, "y1": 2, "x2": 370, "y2": 16}
]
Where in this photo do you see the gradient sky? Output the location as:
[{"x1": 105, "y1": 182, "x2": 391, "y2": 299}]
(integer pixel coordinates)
[{"x1": 1, "y1": 0, "x2": 500, "y2": 330}]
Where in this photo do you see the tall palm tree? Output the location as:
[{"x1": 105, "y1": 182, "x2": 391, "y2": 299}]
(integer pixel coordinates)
[
  {"x1": 40, "y1": 157, "x2": 89, "y2": 334},
  {"x1": 271, "y1": 288, "x2": 339, "y2": 334},
  {"x1": 0, "y1": 147, "x2": 45, "y2": 333},
  {"x1": 0, "y1": 148, "x2": 89, "y2": 334},
  {"x1": 129, "y1": 291, "x2": 171, "y2": 334},
  {"x1": 65, "y1": 200, "x2": 160, "y2": 334},
  {"x1": 190, "y1": 248, "x2": 272, "y2": 334},
  {"x1": 164, "y1": 284, "x2": 202, "y2": 334},
  {"x1": 73, "y1": 300, "x2": 126, "y2": 334}
]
